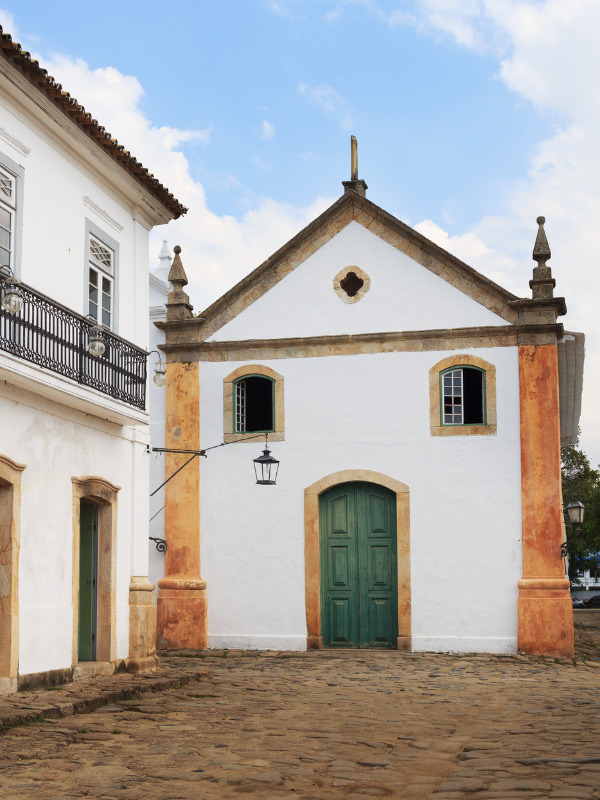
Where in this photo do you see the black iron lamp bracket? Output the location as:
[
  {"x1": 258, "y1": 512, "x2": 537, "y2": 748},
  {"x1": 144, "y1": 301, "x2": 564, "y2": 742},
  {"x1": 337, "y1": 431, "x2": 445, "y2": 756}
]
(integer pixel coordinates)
[{"x1": 149, "y1": 537, "x2": 167, "y2": 554}]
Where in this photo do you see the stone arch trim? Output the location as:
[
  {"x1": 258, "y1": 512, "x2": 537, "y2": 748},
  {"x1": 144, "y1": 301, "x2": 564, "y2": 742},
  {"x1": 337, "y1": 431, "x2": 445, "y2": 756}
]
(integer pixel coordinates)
[
  {"x1": 223, "y1": 363, "x2": 285, "y2": 443},
  {"x1": 0, "y1": 454, "x2": 26, "y2": 691},
  {"x1": 429, "y1": 353, "x2": 497, "y2": 437},
  {"x1": 71, "y1": 476, "x2": 120, "y2": 666},
  {"x1": 304, "y1": 469, "x2": 411, "y2": 651}
]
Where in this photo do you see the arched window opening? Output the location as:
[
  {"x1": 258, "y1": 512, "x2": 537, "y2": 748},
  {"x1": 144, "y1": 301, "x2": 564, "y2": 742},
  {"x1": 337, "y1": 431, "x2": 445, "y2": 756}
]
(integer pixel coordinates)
[
  {"x1": 234, "y1": 375, "x2": 274, "y2": 433},
  {"x1": 441, "y1": 366, "x2": 485, "y2": 426}
]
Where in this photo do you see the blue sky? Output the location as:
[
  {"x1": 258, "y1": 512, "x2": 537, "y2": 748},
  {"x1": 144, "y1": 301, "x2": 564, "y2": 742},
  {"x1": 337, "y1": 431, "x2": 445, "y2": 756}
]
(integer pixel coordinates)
[
  {"x1": 9, "y1": 1, "x2": 548, "y2": 227},
  {"x1": 3, "y1": 1, "x2": 599, "y2": 464}
]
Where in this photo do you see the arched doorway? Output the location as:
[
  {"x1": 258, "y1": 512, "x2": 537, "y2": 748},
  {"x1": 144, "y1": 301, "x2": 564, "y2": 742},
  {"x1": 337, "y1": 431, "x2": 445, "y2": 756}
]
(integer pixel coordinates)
[
  {"x1": 304, "y1": 470, "x2": 411, "y2": 651},
  {"x1": 78, "y1": 499, "x2": 99, "y2": 661},
  {"x1": 72, "y1": 476, "x2": 119, "y2": 666},
  {"x1": 0, "y1": 454, "x2": 25, "y2": 692},
  {"x1": 320, "y1": 482, "x2": 397, "y2": 648}
]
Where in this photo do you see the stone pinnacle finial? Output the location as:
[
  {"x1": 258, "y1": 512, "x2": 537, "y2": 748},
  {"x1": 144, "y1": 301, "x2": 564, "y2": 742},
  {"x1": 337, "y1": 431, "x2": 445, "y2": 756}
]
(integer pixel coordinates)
[
  {"x1": 166, "y1": 245, "x2": 194, "y2": 320},
  {"x1": 168, "y1": 245, "x2": 188, "y2": 287},
  {"x1": 533, "y1": 216, "x2": 551, "y2": 267},
  {"x1": 529, "y1": 216, "x2": 555, "y2": 300}
]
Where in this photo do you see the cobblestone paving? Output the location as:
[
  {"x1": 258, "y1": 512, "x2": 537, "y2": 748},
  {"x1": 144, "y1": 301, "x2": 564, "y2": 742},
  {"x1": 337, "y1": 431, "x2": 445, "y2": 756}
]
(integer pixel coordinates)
[{"x1": 0, "y1": 613, "x2": 599, "y2": 799}]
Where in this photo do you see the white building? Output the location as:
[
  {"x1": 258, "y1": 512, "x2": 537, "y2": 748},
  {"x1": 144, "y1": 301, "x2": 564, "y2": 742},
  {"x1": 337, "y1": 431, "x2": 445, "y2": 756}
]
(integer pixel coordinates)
[
  {"x1": 152, "y1": 157, "x2": 584, "y2": 659},
  {"x1": 0, "y1": 27, "x2": 185, "y2": 693},
  {"x1": 148, "y1": 242, "x2": 170, "y2": 587}
]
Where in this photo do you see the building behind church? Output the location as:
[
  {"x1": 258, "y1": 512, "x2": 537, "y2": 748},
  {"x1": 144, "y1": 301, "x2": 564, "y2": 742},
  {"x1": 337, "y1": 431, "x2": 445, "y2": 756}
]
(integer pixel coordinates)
[{"x1": 0, "y1": 27, "x2": 184, "y2": 693}]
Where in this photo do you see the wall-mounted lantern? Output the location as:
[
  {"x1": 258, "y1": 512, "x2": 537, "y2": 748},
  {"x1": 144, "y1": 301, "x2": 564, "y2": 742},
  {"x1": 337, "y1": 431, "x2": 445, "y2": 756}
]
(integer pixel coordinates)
[
  {"x1": 85, "y1": 316, "x2": 106, "y2": 357},
  {"x1": 0, "y1": 265, "x2": 24, "y2": 314},
  {"x1": 561, "y1": 500, "x2": 585, "y2": 558},
  {"x1": 148, "y1": 350, "x2": 167, "y2": 387},
  {"x1": 253, "y1": 435, "x2": 280, "y2": 485},
  {"x1": 565, "y1": 500, "x2": 585, "y2": 528}
]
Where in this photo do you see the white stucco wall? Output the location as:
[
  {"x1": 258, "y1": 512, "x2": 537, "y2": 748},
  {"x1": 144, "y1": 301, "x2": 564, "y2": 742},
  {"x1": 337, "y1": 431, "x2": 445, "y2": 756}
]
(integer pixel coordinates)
[
  {"x1": 0, "y1": 75, "x2": 170, "y2": 681},
  {"x1": 0, "y1": 383, "x2": 148, "y2": 675},
  {"x1": 212, "y1": 222, "x2": 509, "y2": 342},
  {"x1": 0, "y1": 94, "x2": 150, "y2": 348},
  {"x1": 198, "y1": 345, "x2": 522, "y2": 654},
  {"x1": 148, "y1": 270, "x2": 169, "y2": 596}
]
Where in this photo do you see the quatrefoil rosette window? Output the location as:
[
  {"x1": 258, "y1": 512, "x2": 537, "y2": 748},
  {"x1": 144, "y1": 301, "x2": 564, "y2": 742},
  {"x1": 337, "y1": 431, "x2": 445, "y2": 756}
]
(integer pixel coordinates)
[{"x1": 333, "y1": 265, "x2": 371, "y2": 304}]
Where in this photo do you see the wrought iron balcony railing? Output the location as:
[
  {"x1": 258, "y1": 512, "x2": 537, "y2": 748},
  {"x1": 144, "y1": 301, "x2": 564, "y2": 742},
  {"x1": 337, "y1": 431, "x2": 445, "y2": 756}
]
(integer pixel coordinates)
[{"x1": 0, "y1": 274, "x2": 147, "y2": 410}]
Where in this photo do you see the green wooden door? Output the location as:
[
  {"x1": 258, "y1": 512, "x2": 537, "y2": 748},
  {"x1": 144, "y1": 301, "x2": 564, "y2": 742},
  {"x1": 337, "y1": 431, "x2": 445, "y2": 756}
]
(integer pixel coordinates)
[
  {"x1": 320, "y1": 482, "x2": 398, "y2": 649},
  {"x1": 78, "y1": 500, "x2": 97, "y2": 661}
]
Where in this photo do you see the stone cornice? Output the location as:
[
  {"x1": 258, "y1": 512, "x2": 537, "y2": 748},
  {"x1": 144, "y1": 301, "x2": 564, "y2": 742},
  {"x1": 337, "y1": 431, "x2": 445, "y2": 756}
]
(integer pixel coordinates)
[
  {"x1": 508, "y1": 297, "x2": 567, "y2": 325},
  {"x1": 158, "y1": 323, "x2": 563, "y2": 362}
]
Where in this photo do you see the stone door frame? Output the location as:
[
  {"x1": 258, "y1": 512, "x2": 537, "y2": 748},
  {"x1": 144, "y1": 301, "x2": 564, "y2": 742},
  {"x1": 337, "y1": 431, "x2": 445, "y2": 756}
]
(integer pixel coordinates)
[
  {"x1": 72, "y1": 476, "x2": 120, "y2": 666},
  {"x1": 0, "y1": 454, "x2": 26, "y2": 694},
  {"x1": 304, "y1": 469, "x2": 411, "y2": 650}
]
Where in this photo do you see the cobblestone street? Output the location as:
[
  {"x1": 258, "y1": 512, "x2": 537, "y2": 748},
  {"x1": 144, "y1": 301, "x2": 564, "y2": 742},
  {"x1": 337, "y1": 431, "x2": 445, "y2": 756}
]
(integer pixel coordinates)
[{"x1": 1, "y1": 612, "x2": 599, "y2": 800}]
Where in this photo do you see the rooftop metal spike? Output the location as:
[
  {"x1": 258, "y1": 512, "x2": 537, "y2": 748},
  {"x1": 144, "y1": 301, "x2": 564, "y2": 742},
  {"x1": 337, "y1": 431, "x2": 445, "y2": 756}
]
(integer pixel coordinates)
[{"x1": 342, "y1": 135, "x2": 368, "y2": 197}]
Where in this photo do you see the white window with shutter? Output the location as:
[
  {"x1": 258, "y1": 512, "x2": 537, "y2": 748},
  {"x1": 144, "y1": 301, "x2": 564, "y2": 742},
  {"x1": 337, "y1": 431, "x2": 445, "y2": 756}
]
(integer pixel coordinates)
[
  {"x1": 88, "y1": 234, "x2": 114, "y2": 329},
  {"x1": 0, "y1": 165, "x2": 16, "y2": 269}
]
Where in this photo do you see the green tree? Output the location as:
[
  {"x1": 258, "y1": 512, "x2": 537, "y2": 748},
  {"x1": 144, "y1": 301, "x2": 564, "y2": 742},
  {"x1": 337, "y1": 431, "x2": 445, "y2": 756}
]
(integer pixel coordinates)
[{"x1": 561, "y1": 433, "x2": 600, "y2": 582}]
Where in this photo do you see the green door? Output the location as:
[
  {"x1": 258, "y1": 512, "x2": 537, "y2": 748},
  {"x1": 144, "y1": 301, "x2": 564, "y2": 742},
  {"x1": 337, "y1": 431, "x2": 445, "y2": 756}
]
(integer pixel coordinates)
[
  {"x1": 78, "y1": 500, "x2": 97, "y2": 661},
  {"x1": 320, "y1": 482, "x2": 398, "y2": 648}
]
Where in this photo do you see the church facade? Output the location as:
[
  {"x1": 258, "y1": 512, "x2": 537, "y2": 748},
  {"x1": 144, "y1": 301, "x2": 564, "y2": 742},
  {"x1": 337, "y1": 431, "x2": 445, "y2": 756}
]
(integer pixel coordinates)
[{"x1": 152, "y1": 170, "x2": 583, "y2": 658}]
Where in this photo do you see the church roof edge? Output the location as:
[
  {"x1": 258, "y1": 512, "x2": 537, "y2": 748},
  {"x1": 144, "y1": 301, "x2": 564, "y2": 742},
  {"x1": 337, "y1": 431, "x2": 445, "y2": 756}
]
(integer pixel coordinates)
[{"x1": 182, "y1": 190, "x2": 520, "y2": 338}]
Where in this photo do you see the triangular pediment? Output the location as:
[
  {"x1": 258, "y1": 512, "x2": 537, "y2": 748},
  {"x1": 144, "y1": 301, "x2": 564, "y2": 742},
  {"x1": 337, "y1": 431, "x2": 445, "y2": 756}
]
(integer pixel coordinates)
[{"x1": 194, "y1": 191, "x2": 519, "y2": 342}]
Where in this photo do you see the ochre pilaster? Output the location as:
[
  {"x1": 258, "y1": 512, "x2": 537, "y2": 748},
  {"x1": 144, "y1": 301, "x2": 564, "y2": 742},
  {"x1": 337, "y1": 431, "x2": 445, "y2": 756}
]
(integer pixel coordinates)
[
  {"x1": 157, "y1": 361, "x2": 207, "y2": 649},
  {"x1": 518, "y1": 344, "x2": 573, "y2": 657}
]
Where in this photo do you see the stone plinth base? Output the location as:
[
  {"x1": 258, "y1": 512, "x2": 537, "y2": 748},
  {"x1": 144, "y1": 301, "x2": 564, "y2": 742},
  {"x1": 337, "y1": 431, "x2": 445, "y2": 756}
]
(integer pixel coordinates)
[
  {"x1": 73, "y1": 661, "x2": 117, "y2": 682},
  {"x1": 0, "y1": 676, "x2": 17, "y2": 695},
  {"x1": 127, "y1": 655, "x2": 158, "y2": 673},
  {"x1": 129, "y1": 577, "x2": 157, "y2": 665},
  {"x1": 518, "y1": 578, "x2": 574, "y2": 658},
  {"x1": 157, "y1": 577, "x2": 207, "y2": 650}
]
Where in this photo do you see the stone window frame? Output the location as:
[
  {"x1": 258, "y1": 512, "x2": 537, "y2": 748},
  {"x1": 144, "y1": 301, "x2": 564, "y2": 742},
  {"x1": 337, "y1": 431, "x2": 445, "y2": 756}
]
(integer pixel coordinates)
[
  {"x1": 0, "y1": 151, "x2": 24, "y2": 277},
  {"x1": 333, "y1": 264, "x2": 371, "y2": 304},
  {"x1": 84, "y1": 219, "x2": 120, "y2": 334},
  {"x1": 223, "y1": 364, "x2": 284, "y2": 443},
  {"x1": 429, "y1": 354, "x2": 497, "y2": 437},
  {"x1": 71, "y1": 476, "x2": 120, "y2": 666}
]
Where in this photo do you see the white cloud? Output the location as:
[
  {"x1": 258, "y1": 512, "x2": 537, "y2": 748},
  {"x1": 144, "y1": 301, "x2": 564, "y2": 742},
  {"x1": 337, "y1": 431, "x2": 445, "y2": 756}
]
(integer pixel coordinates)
[
  {"x1": 153, "y1": 194, "x2": 334, "y2": 313},
  {"x1": 324, "y1": 8, "x2": 342, "y2": 23},
  {"x1": 0, "y1": 9, "x2": 17, "y2": 35},
  {"x1": 404, "y1": 0, "x2": 600, "y2": 462},
  {"x1": 264, "y1": 0, "x2": 302, "y2": 21},
  {"x1": 298, "y1": 82, "x2": 354, "y2": 130},
  {"x1": 251, "y1": 155, "x2": 273, "y2": 171},
  {"x1": 260, "y1": 120, "x2": 275, "y2": 141},
  {"x1": 30, "y1": 50, "x2": 335, "y2": 316},
  {"x1": 39, "y1": 54, "x2": 210, "y2": 192},
  {"x1": 413, "y1": 219, "x2": 519, "y2": 289}
]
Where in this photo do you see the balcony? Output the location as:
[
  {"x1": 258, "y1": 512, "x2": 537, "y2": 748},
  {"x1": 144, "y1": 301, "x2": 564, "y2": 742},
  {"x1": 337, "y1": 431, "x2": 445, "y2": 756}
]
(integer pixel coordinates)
[{"x1": 0, "y1": 273, "x2": 147, "y2": 411}]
